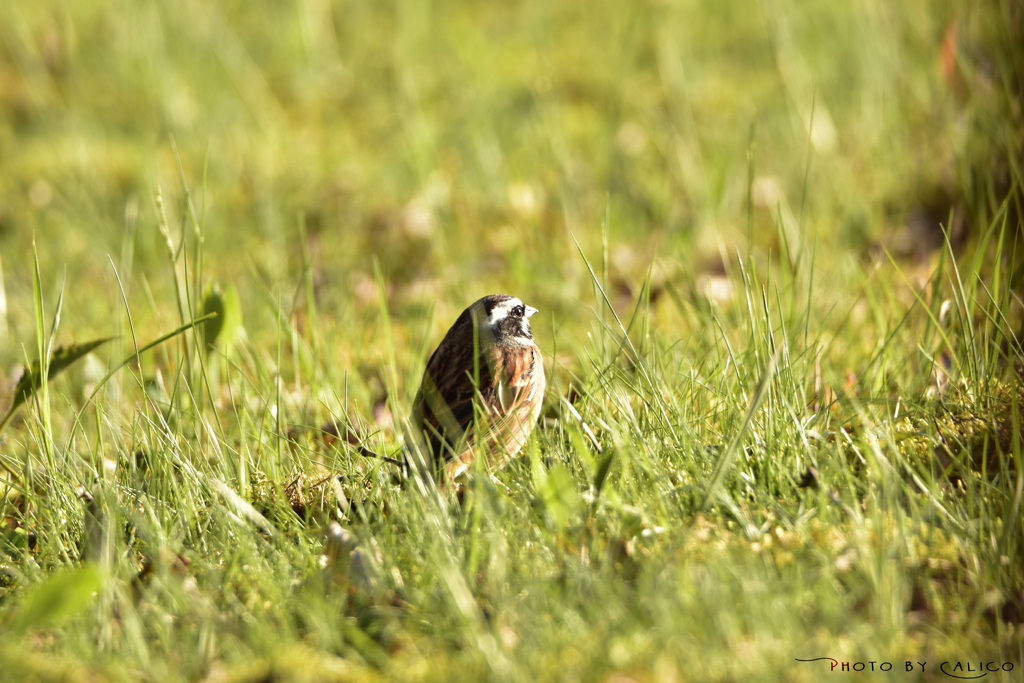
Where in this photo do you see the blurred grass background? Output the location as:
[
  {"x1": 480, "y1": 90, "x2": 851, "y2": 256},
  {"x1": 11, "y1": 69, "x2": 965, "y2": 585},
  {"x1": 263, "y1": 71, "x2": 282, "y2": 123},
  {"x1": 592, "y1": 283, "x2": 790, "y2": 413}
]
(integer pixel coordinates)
[
  {"x1": 1, "y1": 0, "x2": 1017, "y2": 350},
  {"x1": 0, "y1": 0, "x2": 1022, "y2": 681}
]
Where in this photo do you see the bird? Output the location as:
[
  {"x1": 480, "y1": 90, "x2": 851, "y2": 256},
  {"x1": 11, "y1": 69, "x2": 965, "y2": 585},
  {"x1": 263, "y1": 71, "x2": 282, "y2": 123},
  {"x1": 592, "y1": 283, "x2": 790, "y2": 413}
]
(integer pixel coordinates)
[{"x1": 409, "y1": 294, "x2": 546, "y2": 482}]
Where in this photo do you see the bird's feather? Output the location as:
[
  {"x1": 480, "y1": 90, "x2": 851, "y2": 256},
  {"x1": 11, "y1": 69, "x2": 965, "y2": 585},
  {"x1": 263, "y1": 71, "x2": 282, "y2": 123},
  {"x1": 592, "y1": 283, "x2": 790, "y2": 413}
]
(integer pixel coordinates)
[{"x1": 410, "y1": 295, "x2": 545, "y2": 480}]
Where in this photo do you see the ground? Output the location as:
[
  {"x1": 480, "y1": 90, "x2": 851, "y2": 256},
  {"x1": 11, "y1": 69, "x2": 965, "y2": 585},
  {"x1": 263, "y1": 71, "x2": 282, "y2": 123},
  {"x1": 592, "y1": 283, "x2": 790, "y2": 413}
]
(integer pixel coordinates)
[{"x1": 0, "y1": 0, "x2": 1022, "y2": 681}]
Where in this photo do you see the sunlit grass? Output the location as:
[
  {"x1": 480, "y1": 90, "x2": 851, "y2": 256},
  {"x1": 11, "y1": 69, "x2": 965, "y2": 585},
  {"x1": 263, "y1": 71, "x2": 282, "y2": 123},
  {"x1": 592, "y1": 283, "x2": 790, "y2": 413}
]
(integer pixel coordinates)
[{"x1": 1, "y1": 0, "x2": 1022, "y2": 681}]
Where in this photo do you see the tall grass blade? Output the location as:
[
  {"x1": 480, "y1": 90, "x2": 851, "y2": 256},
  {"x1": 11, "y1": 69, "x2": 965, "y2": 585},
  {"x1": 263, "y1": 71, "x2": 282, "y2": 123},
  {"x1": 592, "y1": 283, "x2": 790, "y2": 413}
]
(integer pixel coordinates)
[
  {"x1": 701, "y1": 347, "x2": 780, "y2": 512},
  {"x1": 0, "y1": 337, "x2": 115, "y2": 432}
]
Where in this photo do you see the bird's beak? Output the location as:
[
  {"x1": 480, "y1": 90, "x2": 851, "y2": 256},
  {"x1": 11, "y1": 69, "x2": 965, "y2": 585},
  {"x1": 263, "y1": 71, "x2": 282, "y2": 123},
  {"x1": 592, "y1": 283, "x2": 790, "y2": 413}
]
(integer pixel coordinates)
[{"x1": 525, "y1": 305, "x2": 539, "y2": 318}]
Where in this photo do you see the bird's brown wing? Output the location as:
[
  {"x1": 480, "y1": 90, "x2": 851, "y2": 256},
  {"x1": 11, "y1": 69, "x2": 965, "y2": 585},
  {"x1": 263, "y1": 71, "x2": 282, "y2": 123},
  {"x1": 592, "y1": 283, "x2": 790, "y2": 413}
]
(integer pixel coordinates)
[{"x1": 412, "y1": 331, "x2": 501, "y2": 466}]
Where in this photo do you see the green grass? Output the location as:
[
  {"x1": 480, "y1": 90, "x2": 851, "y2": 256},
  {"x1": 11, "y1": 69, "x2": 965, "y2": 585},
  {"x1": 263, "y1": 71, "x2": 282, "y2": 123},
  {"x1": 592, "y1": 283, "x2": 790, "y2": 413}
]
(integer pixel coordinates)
[{"x1": 1, "y1": 0, "x2": 1023, "y2": 680}]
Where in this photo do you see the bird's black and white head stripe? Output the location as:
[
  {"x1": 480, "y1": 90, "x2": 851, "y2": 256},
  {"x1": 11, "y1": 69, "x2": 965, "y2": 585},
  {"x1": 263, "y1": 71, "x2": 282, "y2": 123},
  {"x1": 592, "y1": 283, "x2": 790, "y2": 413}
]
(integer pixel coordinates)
[{"x1": 479, "y1": 294, "x2": 538, "y2": 345}]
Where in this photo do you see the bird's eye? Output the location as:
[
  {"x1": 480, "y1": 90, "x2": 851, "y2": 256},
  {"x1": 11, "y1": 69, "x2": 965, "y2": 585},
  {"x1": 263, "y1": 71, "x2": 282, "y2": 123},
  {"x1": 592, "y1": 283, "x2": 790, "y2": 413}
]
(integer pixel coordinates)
[{"x1": 513, "y1": 305, "x2": 525, "y2": 317}]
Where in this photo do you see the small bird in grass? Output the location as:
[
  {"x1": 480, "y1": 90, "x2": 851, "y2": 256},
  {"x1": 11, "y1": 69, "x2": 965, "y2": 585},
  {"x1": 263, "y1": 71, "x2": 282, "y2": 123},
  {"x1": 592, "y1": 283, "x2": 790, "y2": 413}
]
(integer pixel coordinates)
[{"x1": 409, "y1": 294, "x2": 546, "y2": 482}]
